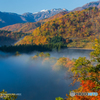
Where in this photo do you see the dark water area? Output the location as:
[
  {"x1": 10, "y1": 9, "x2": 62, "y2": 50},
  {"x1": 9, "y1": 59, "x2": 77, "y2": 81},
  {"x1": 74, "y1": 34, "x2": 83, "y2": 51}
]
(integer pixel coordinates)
[{"x1": 0, "y1": 48, "x2": 93, "y2": 100}]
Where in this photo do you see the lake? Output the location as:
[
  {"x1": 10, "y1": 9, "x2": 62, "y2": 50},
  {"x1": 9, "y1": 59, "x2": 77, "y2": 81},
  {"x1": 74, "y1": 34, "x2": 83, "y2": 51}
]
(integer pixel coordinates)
[{"x1": 0, "y1": 48, "x2": 93, "y2": 100}]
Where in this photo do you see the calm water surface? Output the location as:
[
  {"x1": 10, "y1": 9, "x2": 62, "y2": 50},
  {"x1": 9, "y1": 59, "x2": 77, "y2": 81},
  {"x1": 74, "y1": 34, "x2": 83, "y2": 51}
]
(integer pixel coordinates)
[{"x1": 0, "y1": 49, "x2": 93, "y2": 100}]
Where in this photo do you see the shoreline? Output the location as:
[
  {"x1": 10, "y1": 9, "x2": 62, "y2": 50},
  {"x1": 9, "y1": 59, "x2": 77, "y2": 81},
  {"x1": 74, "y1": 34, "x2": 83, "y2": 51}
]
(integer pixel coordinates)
[{"x1": 67, "y1": 47, "x2": 94, "y2": 50}]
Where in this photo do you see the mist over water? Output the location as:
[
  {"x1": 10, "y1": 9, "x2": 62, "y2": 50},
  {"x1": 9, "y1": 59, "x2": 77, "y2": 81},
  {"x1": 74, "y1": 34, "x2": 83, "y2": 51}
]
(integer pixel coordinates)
[{"x1": 0, "y1": 48, "x2": 93, "y2": 100}]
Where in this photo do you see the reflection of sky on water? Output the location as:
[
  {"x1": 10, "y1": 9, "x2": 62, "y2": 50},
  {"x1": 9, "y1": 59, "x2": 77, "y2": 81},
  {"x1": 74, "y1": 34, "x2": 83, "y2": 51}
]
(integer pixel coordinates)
[{"x1": 0, "y1": 49, "x2": 92, "y2": 100}]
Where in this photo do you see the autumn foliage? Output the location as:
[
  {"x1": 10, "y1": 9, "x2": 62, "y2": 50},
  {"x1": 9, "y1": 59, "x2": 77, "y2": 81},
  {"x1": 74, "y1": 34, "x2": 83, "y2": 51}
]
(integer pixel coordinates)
[
  {"x1": 0, "y1": 30, "x2": 29, "y2": 40},
  {"x1": 66, "y1": 39, "x2": 100, "y2": 100},
  {"x1": 0, "y1": 11, "x2": 67, "y2": 33},
  {"x1": 74, "y1": 80, "x2": 100, "y2": 100},
  {"x1": 15, "y1": 7, "x2": 100, "y2": 47}
]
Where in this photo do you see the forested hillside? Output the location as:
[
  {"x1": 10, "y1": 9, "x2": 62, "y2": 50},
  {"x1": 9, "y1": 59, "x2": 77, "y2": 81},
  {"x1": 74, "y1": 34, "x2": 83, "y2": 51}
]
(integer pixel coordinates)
[
  {"x1": 0, "y1": 22, "x2": 42, "y2": 33},
  {"x1": 0, "y1": 11, "x2": 68, "y2": 33},
  {"x1": 0, "y1": 30, "x2": 30, "y2": 46},
  {"x1": 16, "y1": 7, "x2": 100, "y2": 49},
  {"x1": 72, "y1": 0, "x2": 100, "y2": 11}
]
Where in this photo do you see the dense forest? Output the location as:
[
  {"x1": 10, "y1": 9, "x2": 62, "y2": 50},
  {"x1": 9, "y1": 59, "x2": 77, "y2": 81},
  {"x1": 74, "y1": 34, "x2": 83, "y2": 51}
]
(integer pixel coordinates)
[
  {"x1": 15, "y1": 7, "x2": 100, "y2": 49},
  {"x1": 0, "y1": 36, "x2": 69, "y2": 53},
  {"x1": 0, "y1": 44, "x2": 52, "y2": 53}
]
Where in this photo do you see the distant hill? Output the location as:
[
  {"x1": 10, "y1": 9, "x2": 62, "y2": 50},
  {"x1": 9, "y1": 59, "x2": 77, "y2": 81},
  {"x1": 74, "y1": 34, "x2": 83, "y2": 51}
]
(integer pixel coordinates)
[
  {"x1": 0, "y1": 22, "x2": 42, "y2": 33},
  {"x1": 15, "y1": 7, "x2": 100, "y2": 49},
  {"x1": 72, "y1": 0, "x2": 100, "y2": 11},
  {"x1": 0, "y1": 30, "x2": 29, "y2": 46},
  {"x1": 0, "y1": 11, "x2": 68, "y2": 33},
  {"x1": 22, "y1": 8, "x2": 68, "y2": 22},
  {"x1": 40, "y1": 11, "x2": 68, "y2": 22},
  {"x1": 0, "y1": 12, "x2": 26, "y2": 28},
  {"x1": 0, "y1": 8, "x2": 68, "y2": 28},
  {"x1": 1, "y1": 1, "x2": 100, "y2": 28}
]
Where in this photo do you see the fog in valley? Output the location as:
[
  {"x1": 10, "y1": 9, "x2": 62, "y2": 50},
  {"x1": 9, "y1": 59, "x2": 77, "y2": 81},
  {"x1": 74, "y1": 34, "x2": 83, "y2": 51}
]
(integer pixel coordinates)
[{"x1": 0, "y1": 48, "x2": 93, "y2": 100}]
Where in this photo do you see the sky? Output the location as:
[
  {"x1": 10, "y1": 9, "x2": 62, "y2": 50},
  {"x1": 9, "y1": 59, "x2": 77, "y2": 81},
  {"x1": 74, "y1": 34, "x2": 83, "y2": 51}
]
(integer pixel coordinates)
[{"x1": 0, "y1": 0, "x2": 99, "y2": 14}]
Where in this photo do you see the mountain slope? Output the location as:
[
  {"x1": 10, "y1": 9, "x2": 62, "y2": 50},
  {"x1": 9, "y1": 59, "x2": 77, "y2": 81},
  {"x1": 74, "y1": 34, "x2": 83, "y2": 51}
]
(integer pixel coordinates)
[
  {"x1": 22, "y1": 8, "x2": 68, "y2": 22},
  {"x1": 15, "y1": 7, "x2": 100, "y2": 48},
  {"x1": 0, "y1": 30, "x2": 29, "y2": 46},
  {"x1": 0, "y1": 8, "x2": 68, "y2": 28},
  {"x1": 0, "y1": 12, "x2": 26, "y2": 28},
  {"x1": 0, "y1": 22, "x2": 42, "y2": 33},
  {"x1": 1, "y1": 1, "x2": 100, "y2": 28},
  {"x1": 73, "y1": 0, "x2": 100, "y2": 11},
  {"x1": 0, "y1": 11, "x2": 68, "y2": 33}
]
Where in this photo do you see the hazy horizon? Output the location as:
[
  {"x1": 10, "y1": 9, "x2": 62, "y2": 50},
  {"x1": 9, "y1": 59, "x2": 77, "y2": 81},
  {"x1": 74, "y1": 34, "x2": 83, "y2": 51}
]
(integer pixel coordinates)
[{"x1": 0, "y1": 0, "x2": 98, "y2": 14}]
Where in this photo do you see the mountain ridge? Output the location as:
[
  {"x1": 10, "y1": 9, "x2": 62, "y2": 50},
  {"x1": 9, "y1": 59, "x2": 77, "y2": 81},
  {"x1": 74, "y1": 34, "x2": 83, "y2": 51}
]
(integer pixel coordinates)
[
  {"x1": 72, "y1": 0, "x2": 100, "y2": 11},
  {"x1": 0, "y1": 11, "x2": 68, "y2": 33},
  {"x1": 15, "y1": 7, "x2": 100, "y2": 49},
  {"x1": 1, "y1": 0, "x2": 100, "y2": 28},
  {"x1": 0, "y1": 8, "x2": 68, "y2": 28}
]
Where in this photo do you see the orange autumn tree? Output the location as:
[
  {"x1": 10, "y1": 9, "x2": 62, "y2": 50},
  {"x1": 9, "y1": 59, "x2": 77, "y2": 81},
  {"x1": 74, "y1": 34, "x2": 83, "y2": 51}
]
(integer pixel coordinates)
[{"x1": 66, "y1": 39, "x2": 100, "y2": 100}]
